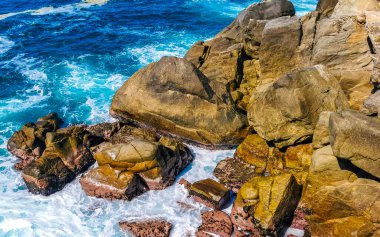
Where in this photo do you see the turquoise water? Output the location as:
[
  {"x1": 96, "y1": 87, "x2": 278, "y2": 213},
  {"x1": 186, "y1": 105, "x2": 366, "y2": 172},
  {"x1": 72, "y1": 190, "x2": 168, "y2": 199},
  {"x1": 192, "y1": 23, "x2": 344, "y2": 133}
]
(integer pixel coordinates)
[{"x1": 0, "y1": 0, "x2": 317, "y2": 236}]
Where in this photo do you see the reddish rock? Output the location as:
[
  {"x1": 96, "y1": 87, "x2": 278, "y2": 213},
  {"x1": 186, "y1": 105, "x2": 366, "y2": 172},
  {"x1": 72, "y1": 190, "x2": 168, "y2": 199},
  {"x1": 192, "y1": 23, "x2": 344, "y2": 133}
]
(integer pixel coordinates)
[
  {"x1": 119, "y1": 219, "x2": 172, "y2": 237},
  {"x1": 195, "y1": 211, "x2": 233, "y2": 237},
  {"x1": 178, "y1": 178, "x2": 191, "y2": 189},
  {"x1": 189, "y1": 178, "x2": 231, "y2": 210},
  {"x1": 213, "y1": 157, "x2": 256, "y2": 193}
]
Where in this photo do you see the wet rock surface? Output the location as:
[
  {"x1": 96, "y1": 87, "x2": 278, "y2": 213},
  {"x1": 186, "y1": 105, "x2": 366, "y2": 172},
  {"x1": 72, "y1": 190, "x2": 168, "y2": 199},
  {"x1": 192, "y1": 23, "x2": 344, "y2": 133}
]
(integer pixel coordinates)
[{"x1": 188, "y1": 178, "x2": 231, "y2": 210}]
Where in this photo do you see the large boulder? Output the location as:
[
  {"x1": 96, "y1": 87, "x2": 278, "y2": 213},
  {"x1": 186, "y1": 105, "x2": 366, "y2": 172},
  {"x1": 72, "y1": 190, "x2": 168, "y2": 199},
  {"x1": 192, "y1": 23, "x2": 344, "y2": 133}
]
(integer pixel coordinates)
[
  {"x1": 311, "y1": 15, "x2": 374, "y2": 109},
  {"x1": 231, "y1": 173, "x2": 302, "y2": 235},
  {"x1": 111, "y1": 56, "x2": 249, "y2": 148},
  {"x1": 316, "y1": 0, "x2": 339, "y2": 17},
  {"x1": 332, "y1": 0, "x2": 380, "y2": 18},
  {"x1": 248, "y1": 65, "x2": 349, "y2": 148},
  {"x1": 7, "y1": 112, "x2": 63, "y2": 170},
  {"x1": 215, "y1": 0, "x2": 295, "y2": 42},
  {"x1": 259, "y1": 16, "x2": 301, "y2": 81},
  {"x1": 330, "y1": 110, "x2": 380, "y2": 179}
]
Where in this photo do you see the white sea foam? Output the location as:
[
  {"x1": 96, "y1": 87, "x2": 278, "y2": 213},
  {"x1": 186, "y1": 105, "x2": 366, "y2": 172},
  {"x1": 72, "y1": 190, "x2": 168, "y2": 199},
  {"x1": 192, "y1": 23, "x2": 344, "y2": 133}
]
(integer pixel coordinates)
[
  {"x1": 0, "y1": 145, "x2": 234, "y2": 236},
  {"x1": 0, "y1": 36, "x2": 15, "y2": 54},
  {"x1": 128, "y1": 44, "x2": 187, "y2": 66},
  {"x1": 0, "y1": 0, "x2": 110, "y2": 20}
]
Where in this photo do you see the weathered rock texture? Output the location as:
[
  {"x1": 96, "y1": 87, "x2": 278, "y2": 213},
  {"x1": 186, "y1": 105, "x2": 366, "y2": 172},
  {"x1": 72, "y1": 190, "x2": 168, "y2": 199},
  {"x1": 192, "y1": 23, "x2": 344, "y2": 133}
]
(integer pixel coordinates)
[
  {"x1": 248, "y1": 65, "x2": 349, "y2": 148},
  {"x1": 80, "y1": 125, "x2": 194, "y2": 200},
  {"x1": 111, "y1": 56, "x2": 249, "y2": 148},
  {"x1": 22, "y1": 124, "x2": 100, "y2": 195},
  {"x1": 330, "y1": 110, "x2": 380, "y2": 179},
  {"x1": 119, "y1": 219, "x2": 172, "y2": 237},
  {"x1": 304, "y1": 145, "x2": 380, "y2": 236},
  {"x1": 196, "y1": 211, "x2": 233, "y2": 237},
  {"x1": 231, "y1": 173, "x2": 302, "y2": 235},
  {"x1": 7, "y1": 112, "x2": 63, "y2": 170}
]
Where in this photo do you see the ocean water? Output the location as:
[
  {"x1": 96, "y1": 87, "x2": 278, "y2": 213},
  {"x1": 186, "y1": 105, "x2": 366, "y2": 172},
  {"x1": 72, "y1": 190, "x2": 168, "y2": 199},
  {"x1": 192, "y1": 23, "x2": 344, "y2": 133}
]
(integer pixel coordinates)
[{"x1": 0, "y1": 0, "x2": 317, "y2": 236}]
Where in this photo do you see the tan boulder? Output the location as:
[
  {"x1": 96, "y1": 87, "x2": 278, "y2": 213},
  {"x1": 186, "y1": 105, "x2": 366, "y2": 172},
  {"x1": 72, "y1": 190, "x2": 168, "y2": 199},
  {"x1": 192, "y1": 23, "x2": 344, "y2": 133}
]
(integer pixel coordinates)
[
  {"x1": 259, "y1": 16, "x2": 301, "y2": 81},
  {"x1": 330, "y1": 110, "x2": 380, "y2": 179},
  {"x1": 111, "y1": 56, "x2": 249, "y2": 148},
  {"x1": 284, "y1": 144, "x2": 313, "y2": 169},
  {"x1": 248, "y1": 65, "x2": 349, "y2": 148},
  {"x1": 231, "y1": 173, "x2": 301, "y2": 235},
  {"x1": 332, "y1": 0, "x2": 380, "y2": 18},
  {"x1": 312, "y1": 15, "x2": 373, "y2": 109}
]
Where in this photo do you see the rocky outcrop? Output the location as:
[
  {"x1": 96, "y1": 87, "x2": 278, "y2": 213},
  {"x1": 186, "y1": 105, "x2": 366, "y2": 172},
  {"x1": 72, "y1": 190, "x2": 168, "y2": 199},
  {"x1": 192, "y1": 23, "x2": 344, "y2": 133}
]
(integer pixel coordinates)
[
  {"x1": 7, "y1": 112, "x2": 63, "y2": 170},
  {"x1": 330, "y1": 110, "x2": 380, "y2": 179},
  {"x1": 231, "y1": 173, "x2": 302, "y2": 235},
  {"x1": 188, "y1": 178, "x2": 231, "y2": 210},
  {"x1": 304, "y1": 145, "x2": 380, "y2": 236},
  {"x1": 259, "y1": 16, "x2": 301, "y2": 81},
  {"x1": 81, "y1": 132, "x2": 193, "y2": 199},
  {"x1": 111, "y1": 56, "x2": 249, "y2": 148},
  {"x1": 316, "y1": 0, "x2": 338, "y2": 17},
  {"x1": 196, "y1": 211, "x2": 233, "y2": 237},
  {"x1": 248, "y1": 65, "x2": 349, "y2": 148},
  {"x1": 119, "y1": 219, "x2": 172, "y2": 237},
  {"x1": 22, "y1": 124, "x2": 100, "y2": 195}
]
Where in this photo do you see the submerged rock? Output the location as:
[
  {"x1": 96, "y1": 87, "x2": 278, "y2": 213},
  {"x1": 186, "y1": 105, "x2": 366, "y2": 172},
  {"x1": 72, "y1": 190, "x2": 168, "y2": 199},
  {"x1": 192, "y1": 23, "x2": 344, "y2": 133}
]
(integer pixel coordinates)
[
  {"x1": 119, "y1": 219, "x2": 172, "y2": 237},
  {"x1": 196, "y1": 211, "x2": 233, "y2": 237},
  {"x1": 330, "y1": 110, "x2": 380, "y2": 179},
  {"x1": 231, "y1": 173, "x2": 302, "y2": 235},
  {"x1": 7, "y1": 112, "x2": 63, "y2": 170},
  {"x1": 189, "y1": 178, "x2": 231, "y2": 210},
  {"x1": 248, "y1": 65, "x2": 349, "y2": 148},
  {"x1": 110, "y1": 56, "x2": 249, "y2": 148}
]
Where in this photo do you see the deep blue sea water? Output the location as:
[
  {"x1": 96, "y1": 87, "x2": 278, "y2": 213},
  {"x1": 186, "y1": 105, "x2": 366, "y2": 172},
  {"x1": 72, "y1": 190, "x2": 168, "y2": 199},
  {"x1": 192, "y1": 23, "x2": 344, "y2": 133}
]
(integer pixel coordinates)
[{"x1": 0, "y1": 0, "x2": 317, "y2": 236}]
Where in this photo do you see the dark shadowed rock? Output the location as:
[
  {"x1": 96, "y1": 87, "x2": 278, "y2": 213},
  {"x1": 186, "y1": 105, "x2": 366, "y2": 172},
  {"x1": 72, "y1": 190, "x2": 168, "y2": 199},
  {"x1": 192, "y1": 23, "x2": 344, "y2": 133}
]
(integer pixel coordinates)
[
  {"x1": 213, "y1": 157, "x2": 256, "y2": 193},
  {"x1": 316, "y1": 0, "x2": 338, "y2": 17},
  {"x1": 7, "y1": 112, "x2": 63, "y2": 170},
  {"x1": 196, "y1": 211, "x2": 233, "y2": 237},
  {"x1": 189, "y1": 178, "x2": 231, "y2": 210},
  {"x1": 111, "y1": 56, "x2": 249, "y2": 148},
  {"x1": 248, "y1": 65, "x2": 349, "y2": 148},
  {"x1": 20, "y1": 124, "x2": 99, "y2": 195},
  {"x1": 330, "y1": 110, "x2": 380, "y2": 179},
  {"x1": 119, "y1": 219, "x2": 172, "y2": 237},
  {"x1": 22, "y1": 155, "x2": 75, "y2": 195}
]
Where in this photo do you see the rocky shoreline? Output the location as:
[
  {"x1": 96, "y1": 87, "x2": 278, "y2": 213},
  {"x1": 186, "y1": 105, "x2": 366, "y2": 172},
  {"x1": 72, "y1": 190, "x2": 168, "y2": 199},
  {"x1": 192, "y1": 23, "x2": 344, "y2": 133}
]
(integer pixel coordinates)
[{"x1": 7, "y1": 0, "x2": 380, "y2": 236}]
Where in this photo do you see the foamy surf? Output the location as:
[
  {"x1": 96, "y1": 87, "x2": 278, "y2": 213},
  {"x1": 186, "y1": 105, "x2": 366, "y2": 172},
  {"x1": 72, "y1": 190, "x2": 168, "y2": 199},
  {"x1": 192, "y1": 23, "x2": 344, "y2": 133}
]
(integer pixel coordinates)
[
  {"x1": 0, "y1": 36, "x2": 14, "y2": 54},
  {"x1": 0, "y1": 0, "x2": 110, "y2": 20}
]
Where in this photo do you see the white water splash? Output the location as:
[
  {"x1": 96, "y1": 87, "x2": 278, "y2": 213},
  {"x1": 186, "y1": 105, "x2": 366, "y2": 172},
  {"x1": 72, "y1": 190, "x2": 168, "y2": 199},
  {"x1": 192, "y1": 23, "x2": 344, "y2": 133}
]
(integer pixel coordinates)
[{"x1": 0, "y1": 36, "x2": 15, "y2": 54}]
